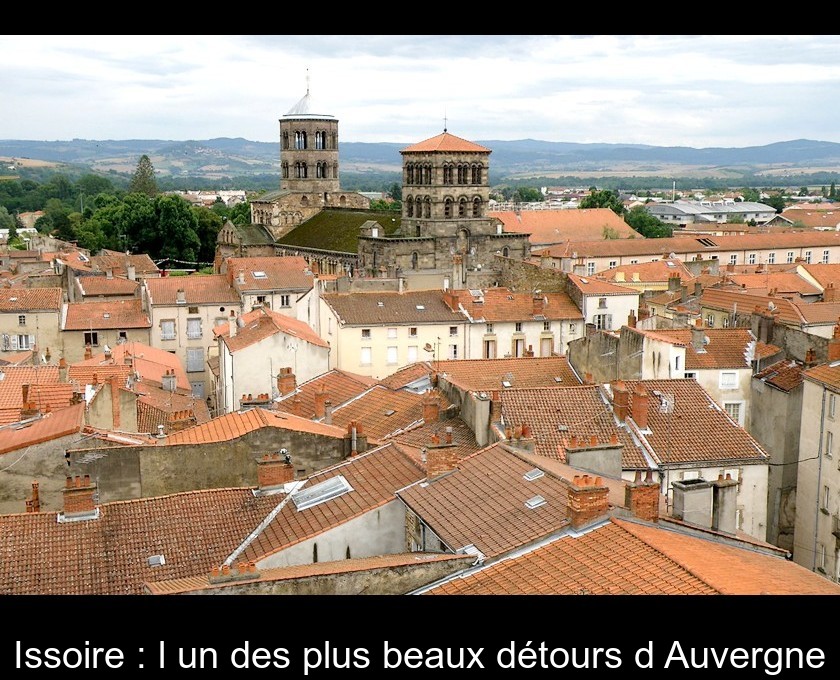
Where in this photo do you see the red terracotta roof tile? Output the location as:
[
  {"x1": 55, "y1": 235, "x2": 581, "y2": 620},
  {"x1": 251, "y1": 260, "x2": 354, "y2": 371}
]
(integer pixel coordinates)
[
  {"x1": 490, "y1": 208, "x2": 637, "y2": 245},
  {"x1": 397, "y1": 443, "x2": 571, "y2": 559},
  {"x1": 401, "y1": 131, "x2": 490, "y2": 154},
  {"x1": 0, "y1": 287, "x2": 62, "y2": 311},
  {"x1": 601, "y1": 258, "x2": 695, "y2": 283},
  {"x1": 448, "y1": 287, "x2": 583, "y2": 322},
  {"x1": 63, "y1": 299, "x2": 151, "y2": 330},
  {"x1": 91, "y1": 251, "x2": 159, "y2": 276},
  {"x1": 0, "y1": 402, "x2": 85, "y2": 455},
  {"x1": 214, "y1": 306, "x2": 327, "y2": 351},
  {"x1": 322, "y1": 290, "x2": 465, "y2": 325},
  {"x1": 71, "y1": 342, "x2": 190, "y2": 392},
  {"x1": 629, "y1": 327, "x2": 781, "y2": 369},
  {"x1": 275, "y1": 369, "x2": 378, "y2": 419},
  {"x1": 224, "y1": 255, "x2": 314, "y2": 292},
  {"x1": 753, "y1": 360, "x2": 805, "y2": 392},
  {"x1": 145, "y1": 274, "x2": 240, "y2": 305},
  {"x1": 438, "y1": 356, "x2": 581, "y2": 391},
  {"x1": 567, "y1": 272, "x2": 639, "y2": 295},
  {"x1": 76, "y1": 276, "x2": 140, "y2": 297}
]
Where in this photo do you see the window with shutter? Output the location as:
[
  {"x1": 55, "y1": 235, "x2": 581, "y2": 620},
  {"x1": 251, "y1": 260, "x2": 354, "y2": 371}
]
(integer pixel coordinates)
[
  {"x1": 186, "y1": 347, "x2": 204, "y2": 373},
  {"x1": 186, "y1": 318, "x2": 202, "y2": 339}
]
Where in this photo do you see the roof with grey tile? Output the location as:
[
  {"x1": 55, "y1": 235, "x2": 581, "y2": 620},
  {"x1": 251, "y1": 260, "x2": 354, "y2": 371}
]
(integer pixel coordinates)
[
  {"x1": 322, "y1": 290, "x2": 465, "y2": 325},
  {"x1": 397, "y1": 443, "x2": 571, "y2": 560}
]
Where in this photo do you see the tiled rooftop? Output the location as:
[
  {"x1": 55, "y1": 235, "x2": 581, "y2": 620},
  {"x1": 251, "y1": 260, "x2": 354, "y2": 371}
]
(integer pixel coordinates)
[
  {"x1": 439, "y1": 356, "x2": 581, "y2": 391},
  {"x1": 0, "y1": 287, "x2": 62, "y2": 311},
  {"x1": 401, "y1": 131, "x2": 490, "y2": 154},
  {"x1": 389, "y1": 416, "x2": 482, "y2": 461},
  {"x1": 447, "y1": 287, "x2": 583, "y2": 322},
  {"x1": 275, "y1": 369, "x2": 378, "y2": 419},
  {"x1": 145, "y1": 274, "x2": 240, "y2": 305},
  {"x1": 397, "y1": 443, "x2": 571, "y2": 560},
  {"x1": 224, "y1": 255, "x2": 314, "y2": 292},
  {"x1": 239, "y1": 442, "x2": 427, "y2": 563},
  {"x1": 803, "y1": 361, "x2": 840, "y2": 389},
  {"x1": 753, "y1": 360, "x2": 806, "y2": 392},
  {"x1": 489, "y1": 208, "x2": 636, "y2": 245},
  {"x1": 725, "y1": 271, "x2": 822, "y2": 297},
  {"x1": 71, "y1": 342, "x2": 191, "y2": 392},
  {"x1": 0, "y1": 486, "x2": 283, "y2": 594},
  {"x1": 0, "y1": 402, "x2": 85, "y2": 456},
  {"x1": 425, "y1": 517, "x2": 840, "y2": 595},
  {"x1": 630, "y1": 327, "x2": 781, "y2": 370},
  {"x1": 76, "y1": 276, "x2": 140, "y2": 297},
  {"x1": 328, "y1": 386, "x2": 451, "y2": 440},
  {"x1": 63, "y1": 298, "x2": 151, "y2": 330},
  {"x1": 214, "y1": 306, "x2": 327, "y2": 352},
  {"x1": 322, "y1": 290, "x2": 465, "y2": 325},
  {"x1": 161, "y1": 407, "x2": 347, "y2": 445},
  {"x1": 567, "y1": 272, "x2": 639, "y2": 295},
  {"x1": 91, "y1": 251, "x2": 159, "y2": 276},
  {"x1": 135, "y1": 383, "x2": 211, "y2": 433},
  {"x1": 600, "y1": 258, "x2": 695, "y2": 283}
]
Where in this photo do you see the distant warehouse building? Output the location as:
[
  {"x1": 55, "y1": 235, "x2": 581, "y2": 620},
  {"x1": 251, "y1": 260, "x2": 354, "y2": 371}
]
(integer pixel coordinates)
[{"x1": 646, "y1": 200, "x2": 777, "y2": 227}]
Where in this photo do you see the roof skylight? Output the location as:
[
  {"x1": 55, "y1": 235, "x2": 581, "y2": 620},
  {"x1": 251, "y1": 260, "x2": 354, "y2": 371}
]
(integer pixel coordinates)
[{"x1": 291, "y1": 475, "x2": 353, "y2": 511}]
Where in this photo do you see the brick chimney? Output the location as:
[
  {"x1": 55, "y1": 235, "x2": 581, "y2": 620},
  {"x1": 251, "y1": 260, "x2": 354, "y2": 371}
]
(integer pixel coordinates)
[
  {"x1": 84, "y1": 344, "x2": 93, "y2": 360},
  {"x1": 565, "y1": 474, "x2": 610, "y2": 530},
  {"x1": 804, "y1": 347, "x2": 817, "y2": 368},
  {"x1": 829, "y1": 318, "x2": 840, "y2": 362},
  {"x1": 824, "y1": 282, "x2": 838, "y2": 303},
  {"x1": 314, "y1": 384, "x2": 328, "y2": 419},
  {"x1": 691, "y1": 318, "x2": 706, "y2": 352},
  {"x1": 238, "y1": 269, "x2": 245, "y2": 284},
  {"x1": 25, "y1": 480, "x2": 40, "y2": 513},
  {"x1": 323, "y1": 399, "x2": 333, "y2": 425},
  {"x1": 668, "y1": 272, "x2": 681, "y2": 292},
  {"x1": 423, "y1": 391, "x2": 440, "y2": 423},
  {"x1": 711, "y1": 473, "x2": 739, "y2": 534},
  {"x1": 532, "y1": 292, "x2": 545, "y2": 315},
  {"x1": 276, "y1": 367, "x2": 296, "y2": 396},
  {"x1": 426, "y1": 445, "x2": 459, "y2": 480},
  {"x1": 162, "y1": 369, "x2": 177, "y2": 392},
  {"x1": 627, "y1": 310, "x2": 637, "y2": 328},
  {"x1": 624, "y1": 470, "x2": 660, "y2": 522},
  {"x1": 490, "y1": 389, "x2": 501, "y2": 423},
  {"x1": 228, "y1": 310, "x2": 237, "y2": 337},
  {"x1": 290, "y1": 394, "x2": 304, "y2": 417},
  {"x1": 58, "y1": 357, "x2": 68, "y2": 382},
  {"x1": 630, "y1": 386, "x2": 650, "y2": 430},
  {"x1": 127, "y1": 263, "x2": 136, "y2": 281},
  {"x1": 563, "y1": 432, "x2": 622, "y2": 478},
  {"x1": 110, "y1": 374, "x2": 122, "y2": 429},
  {"x1": 63, "y1": 475, "x2": 97, "y2": 515},
  {"x1": 524, "y1": 344, "x2": 535, "y2": 358},
  {"x1": 257, "y1": 452, "x2": 294, "y2": 490},
  {"x1": 611, "y1": 380, "x2": 629, "y2": 422}
]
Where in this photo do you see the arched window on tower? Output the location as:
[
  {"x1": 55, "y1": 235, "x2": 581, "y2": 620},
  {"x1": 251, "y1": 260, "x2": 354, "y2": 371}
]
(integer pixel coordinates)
[
  {"x1": 473, "y1": 197, "x2": 481, "y2": 217},
  {"x1": 282, "y1": 131, "x2": 289, "y2": 150},
  {"x1": 332, "y1": 162, "x2": 338, "y2": 178},
  {"x1": 406, "y1": 164, "x2": 414, "y2": 185},
  {"x1": 315, "y1": 131, "x2": 325, "y2": 150},
  {"x1": 282, "y1": 162, "x2": 289, "y2": 179},
  {"x1": 444, "y1": 198, "x2": 453, "y2": 219},
  {"x1": 472, "y1": 164, "x2": 482, "y2": 184},
  {"x1": 443, "y1": 164, "x2": 453, "y2": 185},
  {"x1": 406, "y1": 197, "x2": 414, "y2": 218},
  {"x1": 424, "y1": 165, "x2": 432, "y2": 184},
  {"x1": 457, "y1": 165, "x2": 467, "y2": 184},
  {"x1": 424, "y1": 197, "x2": 431, "y2": 218},
  {"x1": 411, "y1": 252, "x2": 419, "y2": 269},
  {"x1": 503, "y1": 246, "x2": 510, "y2": 258},
  {"x1": 458, "y1": 198, "x2": 467, "y2": 218}
]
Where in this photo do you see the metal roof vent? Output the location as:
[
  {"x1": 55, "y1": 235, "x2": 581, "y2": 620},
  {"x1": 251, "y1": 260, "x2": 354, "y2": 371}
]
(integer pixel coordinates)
[{"x1": 147, "y1": 554, "x2": 166, "y2": 567}]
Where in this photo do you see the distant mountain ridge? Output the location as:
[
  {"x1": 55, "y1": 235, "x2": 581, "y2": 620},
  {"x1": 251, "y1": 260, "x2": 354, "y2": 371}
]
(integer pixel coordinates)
[{"x1": 2, "y1": 137, "x2": 840, "y2": 182}]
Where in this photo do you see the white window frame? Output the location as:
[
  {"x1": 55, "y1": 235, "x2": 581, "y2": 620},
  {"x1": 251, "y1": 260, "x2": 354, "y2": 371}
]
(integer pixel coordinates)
[
  {"x1": 186, "y1": 317, "x2": 202, "y2": 340},
  {"x1": 823, "y1": 250, "x2": 830, "y2": 264},
  {"x1": 448, "y1": 344, "x2": 458, "y2": 360},
  {"x1": 719, "y1": 371, "x2": 738, "y2": 389},
  {"x1": 826, "y1": 430, "x2": 834, "y2": 458},
  {"x1": 387, "y1": 327, "x2": 398, "y2": 339},
  {"x1": 767, "y1": 252, "x2": 775, "y2": 264},
  {"x1": 360, "y1": 346, "x2": 372, "y2": 366},
  {"x1": 386, "y1": 346, "x2": 398, "y2": 365},
  {"x1": 748, "y1": 253, "x2": 756, "y2": 265},
  {"x1": 280, "y1": 294, "x2": 291, "y2": 308},
  {"x1": 407, "y1": 345, "x2": 418, "y2": 363},
  {"x1": 160, "y1": 319, "x2": 176, "y2": 341},
  {"x1": 786, "y1": 251, "x2": 794, "y2": 264},
  {"x1": 724, "y1": 400, "x2": 745, "y2": 427},
  {"x1": 729, "y1": 254, "x2": 737, "y2": 265},
  {"x1": 361, "y1": 328, "x2": 371, "y2": 339},
  {"x1": 84, "y1": 331, "x2": 99, "y2": 347}
]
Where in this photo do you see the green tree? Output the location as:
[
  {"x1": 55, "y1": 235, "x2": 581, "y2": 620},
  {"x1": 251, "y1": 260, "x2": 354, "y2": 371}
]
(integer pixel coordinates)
[
  {"x1": 624, "y1": 205, "x2": 672, "y2": 238},
  {"x1": 228, "y1": 201, "x2": 251, "y2": 226},
  {"x1": 764, "y1": 194, "x2": 787, "y2": 213},
  {"x1": 191, "y1": 205, "x2": 223, "y2": 264},
  {"x1": 152, "y1": 194, "x2": 201, "y2": 262},
  {"x1": 387, "y1": 182, "x2": 402, "y2": 202},
  {"x1": 831, "y1": 182, "x2": 837, "y2": 199},
  {"x1": 798, "y1": 186, "x2": 809, "y2": 197},
  {"x1": 515, "y1": 187, "x2": 543, "y2": 203},
  {"x1": 129, "y1": 155, "x2": 158, "y2": 197},
  {"x1": 579, "y1": 189, "x2": 625, "y2": 216},
  {"x1": 740, "y1": 188, "x2": 760, "y2": 202},
  {"x1": 0, "y1": 206, "x2": 14, "y2": 230}
]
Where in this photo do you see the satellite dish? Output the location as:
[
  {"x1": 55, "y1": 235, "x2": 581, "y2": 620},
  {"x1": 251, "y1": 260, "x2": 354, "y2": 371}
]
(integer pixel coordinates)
[
  {"x1": 423, "y1": 343, "x2": 433, "y2": 352},
  {"x1": 768, "y1": 301, "x2": 776, "y2": 311}
]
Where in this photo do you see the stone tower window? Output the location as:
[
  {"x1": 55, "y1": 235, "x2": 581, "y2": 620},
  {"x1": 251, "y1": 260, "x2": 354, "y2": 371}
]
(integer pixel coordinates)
[
  {"x1": 444, "y1": 198, "x2": 453, "y2": 219},
  {"x1": 457, "y1": 164, "x2": 467, "y2": 184},
  {"x1": 315, "y1": 131, "x2": 325, "y2": 149},
  {"x1": 282, "y1": 162, "x2": 289, "y2": 179},
  {"x1": 443, "y1": 164, "x2": 453, "y2": 185},
  {"x1": 406, "y1": 164, "x2": 415, "y2": 184},
  {"x1": 471, "y1": 164, "x2": 482, "y2": 184},
  {"x1": 295, "y1": 162, "x2": 308, "y2": 178},
  {"x1": 458, "y1": 198, "x2": 467, "y2": 218},
  {"x1": 282, "y1": 131, "x2": 289, "y2": 150},
  {"x1": 406, "y1": 197, "x2": 414, "y2": 218},
  {"x1": 412, "y1": 252, "x2": 419, "y2": 269},
  {"x1": 295, "y1": 131, "x2": 307, "y2": 150},
  {"x1": 424, "y1": 197, "x2": 431, "y2": 218},
  {"x1": 473, "y1": 197, "x2": 481, "y2": 217}
]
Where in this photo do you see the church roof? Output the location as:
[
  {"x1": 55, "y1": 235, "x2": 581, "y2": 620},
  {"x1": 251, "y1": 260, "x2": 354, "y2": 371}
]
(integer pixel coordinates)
[
  {"x1": 283, "y1": 90, "x2": 336, "y2": 120},
  {"x1": 401, "y1": 131, "x2": 491, "y2": 154}
]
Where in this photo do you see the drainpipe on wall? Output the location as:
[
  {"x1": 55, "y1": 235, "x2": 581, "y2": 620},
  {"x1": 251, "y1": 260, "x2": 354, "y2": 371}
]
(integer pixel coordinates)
[{"x1": 812, "y1": 385, "x2": 827, "y2": 571}]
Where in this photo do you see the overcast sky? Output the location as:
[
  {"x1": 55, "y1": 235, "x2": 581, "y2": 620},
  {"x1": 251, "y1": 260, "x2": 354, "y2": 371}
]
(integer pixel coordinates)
[{"x1": 3, "y1": 35, "x2": 839, "y2": 149}]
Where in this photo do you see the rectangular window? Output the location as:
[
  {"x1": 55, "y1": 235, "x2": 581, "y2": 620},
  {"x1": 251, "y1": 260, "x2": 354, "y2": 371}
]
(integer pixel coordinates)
[
  {"x1": 160, "y1": 320, "x2": 176, "y2": 340},
  {"x1": 486, "y1": 323, "x2": 494, "y2": 334},
  {"x1": 826, "y1": 431, "x2": 834, "y2": 458},
  {"x1": 280, "y1": 294, "x2": 290, "y2": 307},
  {"x1": 684, "y1": 372, "x2": 697, "y2": 379},
  {"x1": 723, "y1": 316, "x2": 730, "y2": 328},
  {"x1": 720, "y1": 371, "x2": 737, "y2": 389},
  {"x1": 748, "y1": 253, "x2": 756, "y2": 265},
  {"x1": 186, "y1": 347, "x2": 204, "y2": 373},
  {"x1": 823, "y1": 250, "x2": 830, "y2": 264},
  {"x1": 630, "y1": 259, "x2": 638, "y2": 265},
  {"x1": 540, "y1": 336, "x2": 552, "y2": 357},
  {"x1": 190, "y1": 381, "x2": 204, "y2": 398},
  {"x1": 594, "y1": 313, "x2": 612, "y2": 330},
  {"x1": 214, "y1": 317, "x2": 227, "y2": 327},
  {"x1": 830, "y1": 394, "x2": 837, "y2": 419},
  {"x1": 361, "y1": 328, "x2": 371, "y2": 339},
  {"x1": 16, "y1": 334, "x2": 34, "y2": 350},
  {"x1": 729, "y1": 254, "x2": 737, "y2": 265},
  {"x1": 598, "y1": 297, "x2": 607, "y2": 309},
  {"x1": 822, "y1": 485, "x2": 831, "y2": 512},
  {"x1": 186, "y1": 318, "x2": 202, "y2": 340},
  {"x1": 543, "y1": 320, "x2": 551, "y2": 331},
  {"x1": 360, "y1": 346, "x2": 372, "y2": 366},
  {"x1": 587, "y1": 262, "x2": 595, "y2": 275},
  {"x1": 188, "y1": 306, "x2": 199, "y2": 314},
  {"x1": 407, "y1": 345, "x2": 418, "y2": 363},
  {"x1": 448, "y1": 344, "x2": 458, "y2": 360},
  {"x1": 387, "y1": 327, "x2": 398, "y2": 339},
  {"x1": 84, "y1": 331, "x2": 99, "y2": 347},
  {"x1": 513, "y1": 338, "x2": 525, "y2": 357},
  {"x1": 608, "y1": 260, "x2": 617, "y2": 269},
  {"x1": 386, "y1": 346, "x2": 398, "y2": 365},
  {"x1": 484, "y1": 339, "x2": 496, "y2": 359},
  {"x1": 515, "y1": 322, "x2": 523, "y2": 332},
  {"x1": 409, "y1": 327, "x2": 418, "y2": 338},
  {"x1": 767, "y1": 252, "x2": 775, "y2": 264},
  {"x1": 724, "y1": 401, "x2": 743, "y2": 426},
  {"x1": 18, "y1": 314, "x2": 25, "y2": 326},
  {"x1": 449, "y1": 326, "x2": 458, "y2": 337},
  {"x1": 706, "y1": 313, "x2": 715, "y2": 327},
  {"x1": 806, "y1": 251, "x2": 812, "y2": 264},
  {"x1": 786, "y1": 251, "x2": 794, "y2": 263}
]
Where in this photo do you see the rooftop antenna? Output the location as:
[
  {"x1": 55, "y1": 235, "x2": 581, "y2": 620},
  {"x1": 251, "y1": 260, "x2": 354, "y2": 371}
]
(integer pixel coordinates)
[{"x1": 444, "y1": 109, "x2": 447, "y2": 133}]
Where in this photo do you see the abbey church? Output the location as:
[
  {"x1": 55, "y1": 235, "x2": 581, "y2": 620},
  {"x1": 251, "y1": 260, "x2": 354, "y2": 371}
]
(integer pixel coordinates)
[{"x1": 216, "y1": 86, "x2": 530, "y2": 290}]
